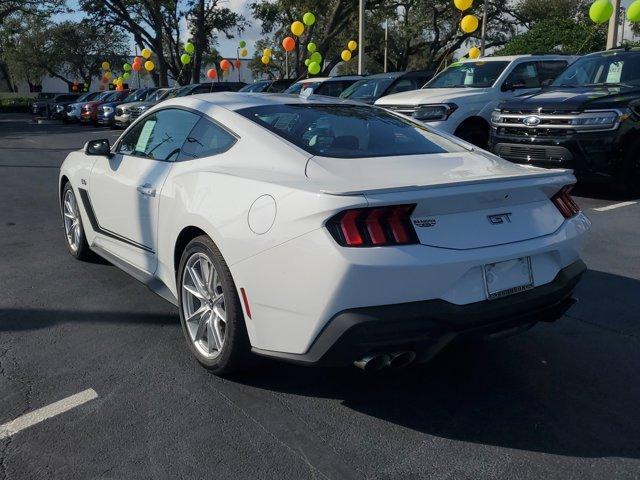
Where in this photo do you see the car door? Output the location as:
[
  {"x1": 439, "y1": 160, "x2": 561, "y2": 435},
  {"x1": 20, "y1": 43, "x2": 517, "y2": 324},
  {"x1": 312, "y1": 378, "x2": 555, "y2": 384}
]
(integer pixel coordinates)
[{"x1": 88, "y1": 108, "x2": 201, "y2": 272}]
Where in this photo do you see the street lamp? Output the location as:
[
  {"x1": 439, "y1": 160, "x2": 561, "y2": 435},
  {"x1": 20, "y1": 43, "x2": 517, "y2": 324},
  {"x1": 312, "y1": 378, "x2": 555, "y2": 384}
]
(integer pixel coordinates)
[{"x1": 358, "y1": 0, "x2": 365, "y2": 74}]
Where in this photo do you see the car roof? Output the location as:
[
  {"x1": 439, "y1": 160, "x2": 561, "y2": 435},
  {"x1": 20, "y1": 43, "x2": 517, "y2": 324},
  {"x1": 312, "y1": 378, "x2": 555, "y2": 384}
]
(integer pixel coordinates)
[
  {"x1": 292, "y1": 75, "x2": 362, "y2": 85},
  {"x1": 164, "y1": 91, "x2": 362, "y2": 112},
  {"x1": 459, "y1": 54, "x2": 572, "y2": 63}
]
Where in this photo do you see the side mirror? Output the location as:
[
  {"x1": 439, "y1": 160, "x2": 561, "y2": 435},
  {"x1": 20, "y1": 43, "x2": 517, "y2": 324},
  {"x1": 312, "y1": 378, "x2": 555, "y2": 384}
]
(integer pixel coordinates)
[
  {"x1": 541, "y1": 79, "x2": 553, "y2": 88},
  {"x1": 84, "y1": 139, "x2": 111, "y2": 156}
]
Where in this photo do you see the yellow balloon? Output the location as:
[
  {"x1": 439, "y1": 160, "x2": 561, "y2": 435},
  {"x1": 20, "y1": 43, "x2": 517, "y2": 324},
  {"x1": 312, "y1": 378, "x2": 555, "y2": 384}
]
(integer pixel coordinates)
[
  {"x1": 291, "y1": 21, "x2": 304, "y2": 36},
  {"x1": 264, "y1": 48, "x2": 272, "y2": 57},
  {"x1": 348, "y1": 40, "x2": 357, "y2": 51},
  {"x1": 104, "y1": 71, "x2": 112, "y2": 80},
  {"x1": 261, "y1": 55, "x2": 270, "y2": 65},
  {"x1": 141, "y1": 48, "x2": 152, "y2": 59},
  {"x1": 144, "y1": 60, "x2": 154, "y2": 71},
  {"x1": 341, "y1": 50, "x2": 352, "y2": 62},
  {"x1": 454, "y1": 0, "x2": 473, "y2": 11},
  {"x1": 240, "y1": 48, "x2": 248, "y2": 57},
  {"x1": 460, "y1": 14, "x2": 479, "y2": 33},
  {"x1": 469, "y1": 46, "x2": 481, "y2": 59},
  {"x1": 101, "y1": 61, "x2": 110, "y2": 71}
]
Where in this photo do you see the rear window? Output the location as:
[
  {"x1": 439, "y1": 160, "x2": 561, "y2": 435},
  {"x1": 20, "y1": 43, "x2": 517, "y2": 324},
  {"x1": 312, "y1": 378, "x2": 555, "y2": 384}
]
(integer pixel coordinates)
[{"x1": 237, "y1": 104, "x2": 464, "y2": 158}]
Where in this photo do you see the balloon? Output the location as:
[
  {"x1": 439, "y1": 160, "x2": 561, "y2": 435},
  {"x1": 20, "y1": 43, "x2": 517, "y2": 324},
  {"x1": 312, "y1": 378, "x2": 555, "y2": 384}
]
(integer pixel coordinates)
[
  {"x1": 303, "y1": 12, "x2": 316, "y2": 26},
  {"x1": 123, "y1": 72, "x2": 130, "y2": 80},
  {"x1": 132, "y1": 62, "x2": 141, "y2": 72},
  {"x1": 341, "y1": 50, "x2": 351, "y2": 62},
  {"x1": 282, "y1": 36, "x2": 296, "y2": 52},
  {"x1": 141, "y1": 48, "x2": 152, "y2": 59},
  {"x1": 116, "y1": 85, "x2": 124, "y2": 91},
  {"x1": 291, "y1": 21, "x2": 304, "y2": 36},
  {"x1": 308, "y1": 61, "x2": 321, "y2": 75},
  {"x1": 184, "y1": 41, "x2": 195, "y2": 54},
  {"x1": 261, "y1": 55, "x2": 270, "y2": 65},
  {"x1": 460, "y1": 14, "x2": 479, "y2": 33},
  {"x1": 133, "y1": 56, "x2": 142, "y2": 65},
  {"x1": 207, "y1": 68, "x2": 218, "y2": 79},
  {"x1": 123, "y1": 63, "x2": 131, "y2": 71},
  {"x1": 469, "y1": 46, "x2": 481, "y2": 59},
  {"x1": 310, "y1": 51, "x2": 322, "y2": 64},
  {"x1": 220, "y1": 59, "x2": 231, "y2": 70},
  {"x1": 180, "y1": 53, "x2": 191, "y2": 65},
  {"x1": 307, "y1": 42, "x2": 316, "y2": 53},
  {"x1": 629, "y1": 0, "x2": 640, "y2": 21},
  {"x1": 144, "y1": 60, "x2": 155, "y2": 71},
  {"x1": 239, "y1": 40, "x2": 247, "y2": 48},
  {"x1": 348, "y1": 40, "x2": 357, "y2": 51},
  {"x1": 454, "y1": 0, "x2": 473, "y2": 11},
  {"x1": 589, "y1": 0, "x2": 613, "y2": 23},
  {"x1": 234, "y1": 59, "x2": 242, "y2": 69},
  {"x1": 240, "y1": 48, "x2": 248, "y2": 57},
  {"x1": 84, "y1": 82, "x2": 89, "y2": 88},
  {"x1": 101, "y1": 61, "x2": 110, "y2": 70},
  {"x1": 305, "y1": 59, "x2": 310, "y2": 66},
  {"x1": 104, "y1": 71, "x2": 112, "y2": 80},
  {"x1": 264, "y1": 48, "x2": 272, "y2": 57},
  {"x1": 72, "y1": 84, "x2": 78, "y2": 91}
]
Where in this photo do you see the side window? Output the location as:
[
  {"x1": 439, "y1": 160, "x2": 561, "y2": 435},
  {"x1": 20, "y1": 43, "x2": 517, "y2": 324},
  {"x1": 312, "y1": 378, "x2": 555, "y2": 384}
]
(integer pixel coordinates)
[
  {"x1": 118, "y1": 108, "x2": 200, "y2": 161},
  {"x1": 179, "y1": 117, "x2": 237, "y2": 160},
  {"x1": 538, "y1": 61, "x2": 568, "y2": 84},
  {"x1": 387, "y1": 78, "x2": 416, "y2": 94},
  {"x1": 503, "y1": 61, "x2": 540, "y2": 89}
]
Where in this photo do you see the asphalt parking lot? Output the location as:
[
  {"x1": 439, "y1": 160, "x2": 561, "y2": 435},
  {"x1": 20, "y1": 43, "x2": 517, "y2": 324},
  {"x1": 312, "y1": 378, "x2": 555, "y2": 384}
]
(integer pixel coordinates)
[{"x1": 1, "y1": 113, "x2": 639, "y2": 480}]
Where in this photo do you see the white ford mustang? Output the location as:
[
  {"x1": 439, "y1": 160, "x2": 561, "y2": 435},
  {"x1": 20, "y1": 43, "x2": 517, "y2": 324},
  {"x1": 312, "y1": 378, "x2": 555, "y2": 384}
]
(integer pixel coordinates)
[{"x1": 59, "y1": 92, "x2": 590, "y2": 374}]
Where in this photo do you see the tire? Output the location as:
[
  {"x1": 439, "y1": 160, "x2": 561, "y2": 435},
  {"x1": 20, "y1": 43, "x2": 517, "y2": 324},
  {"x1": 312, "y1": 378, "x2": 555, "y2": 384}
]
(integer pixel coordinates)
[
  {"x1": 177, "y1": 235, "x2": 251, "y2": 375},
  {"x1": 615, "y1": 140, "x2": 640, "y2": 197},
  {"x1": 61, "y1": 182, "x2": 93, "y2": 261},
  {"x1": 455, "y1": 121, "x2": 489, "y2": 149}
]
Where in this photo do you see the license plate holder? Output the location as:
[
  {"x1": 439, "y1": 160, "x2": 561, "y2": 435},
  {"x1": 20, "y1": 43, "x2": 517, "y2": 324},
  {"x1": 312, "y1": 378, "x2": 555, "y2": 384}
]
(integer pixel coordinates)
[{"x1": 482, "y1": 257, "x2": 534, "y2": 300}]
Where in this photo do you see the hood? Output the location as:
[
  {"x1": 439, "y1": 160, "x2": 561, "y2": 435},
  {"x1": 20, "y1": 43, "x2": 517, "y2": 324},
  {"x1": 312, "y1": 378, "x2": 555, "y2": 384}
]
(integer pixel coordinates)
[
  {"x1": 305, "y1": 150, "x2": 569, "y2": 195},
  {"x1": 500, "y1": 85, "x2": 640, "y2": 111},
  {"x1": 118, "y1": 101, "x2": 145, "y2": 109},
  {"x1": 101, "y1": 101, "x2": 121, "y2": 108},
  {"x1": 376, "y1": 87, "x2": 491, "y2": 106}
]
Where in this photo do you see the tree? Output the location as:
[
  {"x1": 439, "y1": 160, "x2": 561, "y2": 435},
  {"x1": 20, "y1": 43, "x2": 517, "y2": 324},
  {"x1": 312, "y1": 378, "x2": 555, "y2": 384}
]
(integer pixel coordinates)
[{"x1": 0, "y1": 0, "x2": 65, "y2": 26}]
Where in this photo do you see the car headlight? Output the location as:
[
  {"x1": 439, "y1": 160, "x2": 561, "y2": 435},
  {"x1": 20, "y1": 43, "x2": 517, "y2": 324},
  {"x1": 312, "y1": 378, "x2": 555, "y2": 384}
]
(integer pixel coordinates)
[
  {"x1": 570, "y1": 109, "x2": 629, "y2": 129},
  {"x1": 102, "y1": 106, "x2": 114, "y2": 114},
  {"x1": 490, "y1": 109, "x2": 502, "y2": 124},
  {"x1": 55, "y1": 105, "x2": 64, "y2": 112},
  {"x1": 413, "y1": 103, "x2": 458, "y2": 121}
]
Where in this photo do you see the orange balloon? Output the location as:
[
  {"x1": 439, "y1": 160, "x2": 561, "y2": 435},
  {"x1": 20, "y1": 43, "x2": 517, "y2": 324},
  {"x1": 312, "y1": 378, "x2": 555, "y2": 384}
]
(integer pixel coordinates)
[
  {"x1": 132, "y1": 62, "x2": 141, "y2": 71},
  {"x1": 234, "y1": 59, "x2": 242, "y2": 69},
  {"x1": 282, "y1": 36, "x2": 295, "y2": 52},
  {"x1": 207, "y1": 68, "x2": 217, "y2": 79},
  {"x1": 220, "y1": 59, "x2": 231, "y2": 71}
]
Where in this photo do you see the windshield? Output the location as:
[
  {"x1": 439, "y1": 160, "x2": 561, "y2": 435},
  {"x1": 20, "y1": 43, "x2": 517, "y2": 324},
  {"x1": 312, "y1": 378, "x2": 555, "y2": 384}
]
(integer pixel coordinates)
[
  {"x1": 426, "y1": 61, "x2": 509, "y2": 88},
  {"x1": 339, "y1": 77, "x2": 396, "y2": 102},
  {"x1": 123, "y1": 89, "x2": 151, "y2": 103},
  {"x1": 76, "y1": 92, "x2": 93, "y2": 102},
  {"x1": 552, "y1": 52, "x2": 640, "y2": 87},
  {"x1": 239, "y1": 81, "x2": 270, "y2": 92},
  {"x1": 284, "y1": 81, "x2": 322, "y2": 95},
  {"x1": 237, "y1": 104, "x2": 464, "y2": 158}
]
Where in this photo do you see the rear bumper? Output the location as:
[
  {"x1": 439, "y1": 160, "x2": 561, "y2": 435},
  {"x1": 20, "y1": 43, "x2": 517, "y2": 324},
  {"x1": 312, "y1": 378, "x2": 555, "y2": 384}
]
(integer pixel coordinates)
[{"x1": 253, "y1": 260, "x2": 586, "y2": 366}]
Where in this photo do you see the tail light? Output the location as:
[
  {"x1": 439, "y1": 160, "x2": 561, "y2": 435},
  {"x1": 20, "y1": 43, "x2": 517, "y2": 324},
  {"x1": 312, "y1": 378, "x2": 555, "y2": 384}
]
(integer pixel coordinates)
[
  {"x1": 551, "y1": 186, "x2": 581, "y2": 218},
  {"x1": 326, "y1": 204, "x2": 418, "y2": 247}
]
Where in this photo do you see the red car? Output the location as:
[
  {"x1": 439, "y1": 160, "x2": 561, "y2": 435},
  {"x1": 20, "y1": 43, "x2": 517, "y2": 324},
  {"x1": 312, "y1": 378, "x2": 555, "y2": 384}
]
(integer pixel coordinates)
[{"x1": 80, "y1": 90, "x2": 130, "y2": 126}]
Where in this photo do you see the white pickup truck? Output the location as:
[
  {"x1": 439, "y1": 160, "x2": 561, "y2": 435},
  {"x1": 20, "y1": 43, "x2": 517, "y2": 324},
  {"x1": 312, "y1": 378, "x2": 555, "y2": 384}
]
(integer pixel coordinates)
[{"x1": 375, "y1": 55, "x2": 576, "y2": 148}]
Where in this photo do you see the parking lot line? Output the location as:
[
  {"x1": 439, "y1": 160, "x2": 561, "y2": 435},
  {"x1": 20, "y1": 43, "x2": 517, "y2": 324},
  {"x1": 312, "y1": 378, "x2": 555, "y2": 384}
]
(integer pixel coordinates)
[
  {"x1": 593, "y1": 201, "x2": 638, "y2": 212},
  {"x1": 0, "y1": 388, "x2": 98, "y2": 440}
]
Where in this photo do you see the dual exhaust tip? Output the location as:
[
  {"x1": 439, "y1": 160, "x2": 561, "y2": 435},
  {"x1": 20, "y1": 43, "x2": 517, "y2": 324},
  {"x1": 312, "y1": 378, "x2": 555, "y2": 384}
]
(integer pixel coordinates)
[{"x1": 353, "y1": 351, "x2": 416, "y2": 372}]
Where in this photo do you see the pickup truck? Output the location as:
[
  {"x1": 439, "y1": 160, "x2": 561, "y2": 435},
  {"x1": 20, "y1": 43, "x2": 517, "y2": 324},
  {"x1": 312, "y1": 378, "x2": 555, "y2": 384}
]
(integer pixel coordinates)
[
  {"x1": 490, "y1": 48, "x2": 640, "y2": 194},
  {"x1": 375, "y1": 55, "x2": 574, "y2": 148}
]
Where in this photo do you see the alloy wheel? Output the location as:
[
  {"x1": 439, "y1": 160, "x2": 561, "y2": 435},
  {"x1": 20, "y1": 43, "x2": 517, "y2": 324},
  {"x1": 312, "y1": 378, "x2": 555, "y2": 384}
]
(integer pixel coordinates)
[{"x1": 63, "y1": 188, "x2": 81, "y2": 253}]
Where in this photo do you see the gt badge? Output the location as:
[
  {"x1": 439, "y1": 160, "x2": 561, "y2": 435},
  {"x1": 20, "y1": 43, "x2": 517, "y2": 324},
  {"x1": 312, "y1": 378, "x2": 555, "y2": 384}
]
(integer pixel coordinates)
[{"x1": 414, "y1": 218, "x2": 436, "y2": 228}]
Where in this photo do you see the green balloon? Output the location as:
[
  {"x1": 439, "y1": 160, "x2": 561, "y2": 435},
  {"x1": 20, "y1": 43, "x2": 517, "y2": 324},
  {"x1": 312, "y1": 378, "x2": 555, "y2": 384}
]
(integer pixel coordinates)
[
  {"x1": 123, "y1": 72, "x2": 130, "y2": 80},
  {"x1": 239, "y1": 40, "x2": 246, "y2": 48},
  {"x1": 307, "y1": 42, "x2": 316, "y2": 53},
  {"x1": 308, "y1": 61, "x2": 321, "y2": 75},
  {"x1": 589, "y1": 0, "x2": 613, "y2": 24},
  {"x1": 628, "y1": 0, "x2": 640, "y2": 22},
  {"x1": 181, "y1": 53, "x2": 191, "y2": 65},
  {"x1": 303, "y1": 12, "x2": 316, "y2": 26},
  {"x1": 304, "y1": 58, "x2": 310, "y2": 66},
  {"x1": 310, "y1": 51, "x2": 322, "y2": 64},
  {"x1": 123, "y1": 63, "x2": 131, "y2": 71},
  {"x1": 184, "y1": 42, "x2": 195, "y2": 54}
]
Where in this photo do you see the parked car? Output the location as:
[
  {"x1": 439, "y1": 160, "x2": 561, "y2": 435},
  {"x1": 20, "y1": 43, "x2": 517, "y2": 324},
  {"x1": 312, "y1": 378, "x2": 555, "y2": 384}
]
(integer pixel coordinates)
[
  {"x1": 283, "y1": 76, "x2": 363, "y2": 97},
  {"x1": 67, "y1": 91, "x2": 112, "y2": 123},
  {"x1": 490, "y1": 48, "x2": 640, "y2": 194},
  {"x1": 53, "y1": 92, "x2": 102, "y2": 122},
  {"x1": 32, "y1": 93, "x2": 78, "y2": 118},
  {"x1": 239, "y1": 79, "x2": 295, "y2": 93},
  {"x1": 80, "y1": 90, "x2": 129, "y2": 126},
  {"x1": 127, "y1": 88, "x2": 177, "y2": 123},
  {"x1": 339, "y1": 71, "x2": 434, "y2": 104},
  {"x1": 98, "y1": 88, "x2": 156, "y2": 128},
  {"x1": 59, "y1": 92, "x2": 589, "y2": 375},
  {"x1": 375, "y1": 55, "x2": 574, "y2": 148},
  {"x1": 115, "y1": 88, "x2": 168, "y2": 128}
]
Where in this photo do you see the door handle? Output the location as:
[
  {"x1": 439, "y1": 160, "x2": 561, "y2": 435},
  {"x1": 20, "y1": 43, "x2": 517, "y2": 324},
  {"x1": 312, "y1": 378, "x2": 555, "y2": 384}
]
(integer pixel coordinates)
[{"x1": 137, "y1": 184, "x2": 156, "y2": 197}]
